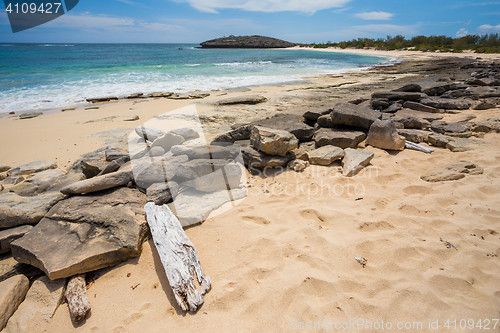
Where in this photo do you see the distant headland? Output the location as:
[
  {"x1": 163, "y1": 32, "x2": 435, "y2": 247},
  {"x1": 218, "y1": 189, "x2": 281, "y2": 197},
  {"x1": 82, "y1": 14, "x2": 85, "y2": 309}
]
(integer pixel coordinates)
[{"x1": 200, "y1": 35, "x2": 296, "y2": 49}]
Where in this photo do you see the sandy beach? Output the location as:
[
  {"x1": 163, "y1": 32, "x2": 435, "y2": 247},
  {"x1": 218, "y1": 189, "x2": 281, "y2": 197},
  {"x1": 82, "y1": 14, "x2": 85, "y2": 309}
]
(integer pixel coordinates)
[{"x1": 1, "y1": 50, "x2": 500, "y2": 333}]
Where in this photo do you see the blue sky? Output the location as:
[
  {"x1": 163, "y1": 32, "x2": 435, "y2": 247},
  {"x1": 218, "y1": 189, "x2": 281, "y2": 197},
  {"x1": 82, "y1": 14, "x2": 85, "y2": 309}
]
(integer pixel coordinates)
[{"x1": 0, "y1": 0, "x2": 499, "y2": 43}]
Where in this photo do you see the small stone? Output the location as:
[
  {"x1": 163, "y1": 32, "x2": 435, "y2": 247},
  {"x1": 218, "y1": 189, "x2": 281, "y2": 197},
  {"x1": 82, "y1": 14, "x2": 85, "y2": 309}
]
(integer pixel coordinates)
[
  {"x1": 135, "y1": 126, "x2": 166, "y2": 142},
  {"x1": 286, "y1": 148, "x2": 309, "y2": 161},
  {"x1": 308, "y1": 146, "x2": 345, "y2": 166},
  {"x1": 288, "y1": 159, "x2": 309, "y2": 172},
  {"x1": 342, "y1": 149, "x2": 374, "y2": 177},
  {"x1": 241, "y1": 146, "x2": 289, "y2": 170},
  {"x1": 19, "y1": 112, "x2": 42, "y2": 119},
  {"x1": 124, "y1": 115, "x2": 140, "y2": 121},
  {"x1": 151, "y1": 133, "x2": 185, "y2": 152},
  {"x1": 317, "y1": 114, "x2": 335, "y2": 128},
  {"x1": 397, "y1": 129, "x2": 430, "y2": 143},
  {"x1": 421, "y1": 161, "x2": 483, "y2": 182},
  {"x1": 146, "y1": 181, "x2": 179, "y2": 205},
  {"x1": 149, "y1": 147, "x2": 166, "y2": 157}
]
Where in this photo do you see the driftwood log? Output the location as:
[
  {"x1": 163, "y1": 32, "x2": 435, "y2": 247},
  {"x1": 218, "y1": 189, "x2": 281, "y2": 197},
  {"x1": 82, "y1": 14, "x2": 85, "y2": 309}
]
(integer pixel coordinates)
[
  {"x1": 405, "y1": 141, "x2": 435, "y2": 154},
  {"x1": 65, "y1": 274, "x2": 91, "y2": 323},
  {"x1": 144, "y1": 202, "x2": 211, "y2": 312}
]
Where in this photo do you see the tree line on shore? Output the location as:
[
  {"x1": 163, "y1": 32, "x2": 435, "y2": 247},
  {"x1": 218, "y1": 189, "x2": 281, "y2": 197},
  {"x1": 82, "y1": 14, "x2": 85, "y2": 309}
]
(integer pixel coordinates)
[{"x1": 304, "y1": 34, "x2": 500, "y2": 53}]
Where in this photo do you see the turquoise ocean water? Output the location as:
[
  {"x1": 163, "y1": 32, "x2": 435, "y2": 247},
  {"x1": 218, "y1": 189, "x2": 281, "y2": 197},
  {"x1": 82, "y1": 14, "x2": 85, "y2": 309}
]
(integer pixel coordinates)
[{"x1": 0, "y1": 43, "x2": 393, "y2": 113}]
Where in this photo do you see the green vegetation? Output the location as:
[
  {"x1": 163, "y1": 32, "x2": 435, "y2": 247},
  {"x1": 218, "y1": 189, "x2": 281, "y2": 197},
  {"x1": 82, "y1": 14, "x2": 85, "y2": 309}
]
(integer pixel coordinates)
[{"x1": 305, "y1": 34, "x2": 500, "y2": 53}]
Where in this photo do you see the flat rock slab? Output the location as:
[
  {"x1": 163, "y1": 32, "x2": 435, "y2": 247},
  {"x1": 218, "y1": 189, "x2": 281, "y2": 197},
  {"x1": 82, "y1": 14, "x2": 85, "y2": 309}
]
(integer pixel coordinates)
[
  {"x1": 0, "y1": 225, "x2": 33, "y2": 255},
  {"x1": 11, "y1": 187, "x2": 148, "y2": 280},
  {"x1": 212, "y1": 125, "x2": 252, "y2": 143},
  {"x1": 242, "y1": 146, "x2": 289, "y2": 170},
  {"x1": 392, "y1": 109, "x2": 444, "y2": 123},
  {"x1": 0, "y1": 254, "x2": 40, "y2": 283},
  {"x1": 0, "y1": 275, "x2": 30, "y2": 331},
  {"x1": 0, "y1": 167, "x2": 10, "y2": 173},
  {"x1": 314, "y1": 128, "x2": 366, "y2": 149},
  {"x1": 474, "y1": 117, "x2": 500, "y2": 133},
  {"x1": 331, "y1": 102, "x2": 382, "y2": 130},
  {"x1": 466, "y1": 86, "x2": 500, "y2": 98},
  {"x1": 216, "y1": 95, "x2": 267, "y2": 105},
  {"x1": 171, "y1": 145, "x2": 236, "y2": 160},
  {"x1": 393, "y1": 83, "x2": 422, "y2": 92},
  {"x1": 1, "y1": 275, "x2": 65, "y2": 333},
  {"x1": 371, "y1": 91, "x2": 426, "y2": 101},
  {"x1": 10, "y1": 171, "x2": 85, "y2": 197},
  {"x1": 0, "y1": 192, "x2": 65, "y2": 230},
  {"x1": 422, "y1": 82, "x2": 465, "y2": 96},
  {"x1": 397, "y1": 129, "x2": 430, "y2": 143},
  {"x1": 421, "y1": 161, "x2": 483, "y2": 182},
  {"x1": 430, "y1": 121, "x2": 475, "y2": 137},
  {"x1": 7, "y1": 161, "x2": 57, "y2": 176},
  {"x1": 426, "y1": 133, "x2": 488, "y2": 152},
  {"x1": 308, "y1": 146, "x2": 345, "y2": 166},
  {"x1": 342, "y1": 149, "x2": 374, "y2": 177},
  {"x1": 420, "y1": 98, "x2": 471, "y2": 110},
  {"x1": 132, "y1": 155, "x2": 189, "y2": 189},
  {"x1": 403, "y1": 101, "x2": 439, "y2": 113},
  {"x1": 169, "y1": 188, "x2": 247, "y2": 227},
  {"x1": 252, "y1": 114, "x2": 314, "y2": 141},
  {"x1": 60, "y1": 170, "x2": 131, "y2": 195},
  {"x1": 250, "y1": 126, "x2": 298, "y2": 157}
]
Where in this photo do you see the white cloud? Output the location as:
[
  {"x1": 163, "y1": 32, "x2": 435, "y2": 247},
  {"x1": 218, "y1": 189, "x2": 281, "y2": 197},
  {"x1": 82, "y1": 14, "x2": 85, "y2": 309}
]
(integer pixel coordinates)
[
  {"x1": 478, "y1": 24, "x2": 500, "y2": 33},
  {"x1": 352, "y1": 24, "x2": 417, "y2": 35},
  {"x1": 173, "y1": 0, "x2": 353, "y2": 14},
  {"x1": 456, "y1": 28, "x2": 469, "y2": 37},
  {"x1": 354, "y1": 11, "x2": 393, "y2": 20}
]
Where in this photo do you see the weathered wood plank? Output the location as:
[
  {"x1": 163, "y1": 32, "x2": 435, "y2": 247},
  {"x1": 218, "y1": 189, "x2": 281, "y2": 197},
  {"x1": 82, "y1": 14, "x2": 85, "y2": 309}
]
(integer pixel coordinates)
[
  {"x1": 65, "y1": 274, "x2": 91, "y2": 323},
  {"x1": 144, "y1": 202, "x2": 211, "y2": 312},
  {"x1": 405, "y1": 141, "x2": 435, "y2": 154}
]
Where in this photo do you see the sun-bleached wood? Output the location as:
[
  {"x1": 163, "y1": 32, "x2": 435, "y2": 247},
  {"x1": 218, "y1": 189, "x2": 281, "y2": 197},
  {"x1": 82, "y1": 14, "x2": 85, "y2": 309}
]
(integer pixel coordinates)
[
  {"x1": 65, "y1": 274, "x2": 91, "y2": 323},
  {"x1": 144, "y1": 202, "x2": 211, "y2": 312},
  {"x1": 405, "y1": 141, "x2": 434, "y2": 154}
]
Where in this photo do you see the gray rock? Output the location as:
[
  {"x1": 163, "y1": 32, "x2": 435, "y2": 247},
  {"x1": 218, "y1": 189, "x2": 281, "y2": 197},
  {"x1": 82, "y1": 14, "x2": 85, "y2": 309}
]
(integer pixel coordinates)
[
  {"x1": 421, "y1": 161, "x2": 483, "y2": 182},
  {"x1": 397, "y1": 129, "x2": 430, "y2": 143},
  {"x1": 0, "y1": 226, "x2": 33, "y2": 255},
  {"x1": 135, "y1": 126, "x2": 166, "y2": 142},
  {"x1": 127, "y1": 92, "x2": 144, "y2": 99},
  {"x1": 60, "y1": 170, "x2": 131, "y2": 195},
  {"x1": 0, "y1": 254, "x2": 40, "y2": 283},
  {"x1": 252, "y1": 114, "x2": 315, "y2": 141},
  {"x1": 0, "y1": 167, "x2": 10, "y2": 173},
  {"x1": 19, "y1": 112, "x2": 42, "y2": 120},
  {"x1": 393, "y1": 83, "x2": 422, "y2": 92},
  {"x1": 11, "y1": 171, "x2": 85, "y2": 197},
  {"x1": 420, "y1": 98, "x2": 471, "y2": 110},
  {"x1": 0, "y1": 173, "x2": 6, "y2": 182},
  {"x1": 169, "y1": 187, "x2": 247, "y2": 227},
  {"x1": 394, "y1": 116, "x2": 430, "y2": 130},
  {"x1": 466, "y1": 78, "x2": 489, "y2": 86},
  {"x1": 403, "y1": 101, "x2": 440, "y2": 113},
  {"x1": 80, "y1": 160, "x2": 104, "y2": 178},
  {"x1": 466, "y1": 86, "x2": 500, "y2": 98},
  {"x1": 298, "y1": 141, "x2": 317, "y2": 152},
  {"x1": 286, "y1": 148, "x2": 309, "y2": 161},
  {"x1": 105, "y1": 148, "x2": 129, "y2": 162},
  {"x1": 212, "y1": 125, "x2": 252, "y2": 143},
  {"x1": 440, "y1": 89, "x2": 476, "y2": 99},
  {"x1": 371, "y1": 92, "x2": 426, "y2": 101},
  {"x1": 146, "y1": 181, "x2": 179, "y2": 205},
  {"x1": 288, "y1": 159, "x2": 309, "y2": 172},
  {"x1": 149, "y1": 146, "x2": 166, "y2": 157},
  {"x1": 171, "y1": 145, "x2": 235, "y2": 160},
  {"x1": 170, "y1": 127, "x2": 200, "y2": 140},
  {"x1": 98, "y1": 156, "x2": 129, "y2": 176},
  {"x1": 1, "y1": 275, "x2": 65, "y2": 333},
  {"x1": 241, "y1": 146, "x2": 289, "y2": 170},
  {"x1": 308, "y1": 146, "x2": 345, "y2": 166},
  {"x1": 430, "y1": 121, "x2": 475, "y2": 137},
  {"x1": 1, "y1": 176, "x2": 24, "y2": 186},
  {"x1": 250, "y1": 126, "x2": 298, "y2": 157},
  {"x1": 183, "y1": 162, "x2": 243, "y2": 192},
  {"x1": 366, "y1": 120, "x2": 406, "y2": 151},
  {"x1": 0, "y1": 275, "x2": 30, "y2": 331},
  {"x1": 382, "y1": 103, "x2": 402, "y2": 113},
  {"x1": 303, "y1": 108, "x2": 331, "y2": 121},
  {"x1": 176, "y1": 159, "x2": 229, "y2": 180},
  {"x1": 7, "y1": 160, "x2": 57, "y2": 176},
  {"x1": 0, "y1": 192, "x2": 64, "y2": 230},
  {"x1": 330, "y1": 102, "x2": 382, "y2": 130},
  {"x1": 474, "y1": 117, "x2": 500, "y2": 133},
  {"x1": 124, "y1": 115, "x2": 140, "y2": 121},
  {"x1": 371, "y1": 98, "x2": 390, "y2": 109},
  {"x1": 151, "y1": 133, "x2": 185, "y2": 151},
  {"x1": 317, "y1": 114, "x2": 335, "y2": 128},
  {"x1": 11, "y1": 188, "x2": 148, "y2": 280},
  {"x1": 86, "y1": 96, "x2": 118, "y2": 103},
  {"x1": 133, "y1": 155, "x2": 188, "y2": 189},
  {"x1": 392, "y1": 109, "x2": 444, "y2": 123},
  {"x1": 148, "y1": 92, "x2": 173, "y2": 98},
  {"x1": 314, "y1": 128, "x2": 366, "y2": 149},
  {"x1": 472, "y1": 101, "x2": 496, "y2": 110},
  {"x1": 342, "y1": 149, "x2": 374, "y2": 177},
  {"x1": 422, "y1": 82, "x2": 466, "y2": 96},
  {"x1": 217, "y1": 95, "x2": 267, "y2": 105},
  {"x1": 426, "y1": 133, "x2": 487, "y2": 152}
]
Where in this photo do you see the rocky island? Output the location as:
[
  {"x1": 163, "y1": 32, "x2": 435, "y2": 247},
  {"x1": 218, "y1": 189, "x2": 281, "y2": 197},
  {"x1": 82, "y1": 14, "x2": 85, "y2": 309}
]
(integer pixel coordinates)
[{"x1": 200, "y1": 35, "x2": 296, "y2": 48}]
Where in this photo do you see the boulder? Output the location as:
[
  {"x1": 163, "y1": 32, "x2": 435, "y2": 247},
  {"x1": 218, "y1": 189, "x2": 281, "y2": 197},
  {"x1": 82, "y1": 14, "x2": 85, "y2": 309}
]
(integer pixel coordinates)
[
  {"x1": 132, "y1": 155, "x2": 188, "y2": 189},
  {"x1": 19, "y1": 112, "x2": 42, "y2": 120},
  {"x1": 169, "y1": 188, "x2": 247, "y2": 227},
  {"x1": 171, "y1": 145, "x2": 236, "y2": 160},
  {"x1": 286, "y1": 148, "x2": 309, "y2": 161},
  {"x1": 151, "y1": 133, "x2": 185, "y2": 151},
  {"x1": 330, "y1": 102, "x2": 382, "y2": 130},
  {"x1": 371, "y1": 92, "x2": 426, "y2": 101},
  {"x1": 393, "y1": 83, "x2": 422, "y2": 92},
  {"x1": 420, "y1": 97, "x2": 471, "y2": 110},
  {"x1": 0, "y1": 226, "x2": 32, "y2": 255},
  {"x1": 241, "y1": 146, "x2": 289, "y2": 170},
  {"x1": 366, "y1": 120, "x2": 406, "y2": 151},
  {"x1": 421, "y1": 161, "x2": 483, "y2": 182},
  {"x1": 60, "y1": 170, "x2": 131, "y2": 195},
  {"x1": 7, "y1": 160, "x2": 57, "y2": 176},
  {"x1": 342, "y1": 149, "x2": 374, "y2": 177},
  {"x1": 430, "y1": 121, "x2": 475, "y2": 138},
  {"x1": 135, "y1": 126, "x2": 166, "y2": 142},
  {"x1": 146, "y1": 181, "x2": 179, "y2": 205},
  {"x1": 308, "y1": 146, "x2": 345, "y2": 166},
  {"x1": 217, "y1": 95, "x2": 267, "y2": 105},
  {"x1": 0, "y1": 192, "x2": 64, "y2": 230},
  {"x1": 250, "y1": 126, "x2": 298, "y2": 157},
  {"x1": 397, "y1": 129, "x2": 430, "y2": 143},
  {"x1": 1, "y1": 275, "x2": 65, "y2": 333},
  {"x1": 403, "y1": 101, "x2": 440, "y2": 113},
  {"x1": 212, "y1": 125, "x2": 252, "y2": 143},
  {"x1": 474, "y1": 117, "x2": 500, "y2": 133},
  {"x1": 314, "y1": 128, "x2": 366, "y2": 149},
  {"x1": 317, "y1": 114, "x2": 335, "y2": 128},
  {"x1": 287, "y1": 159, "x2": 309, "y2": 172},
  {"x1": 11, "y1": 188, "x2": 148, "y2": 280},
  {"x1": 392, "y1": 109, "x2": 444, "y2": 123},
  {"x1": 0, "y1": 275, "x2": 30, "y2": 331}
]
